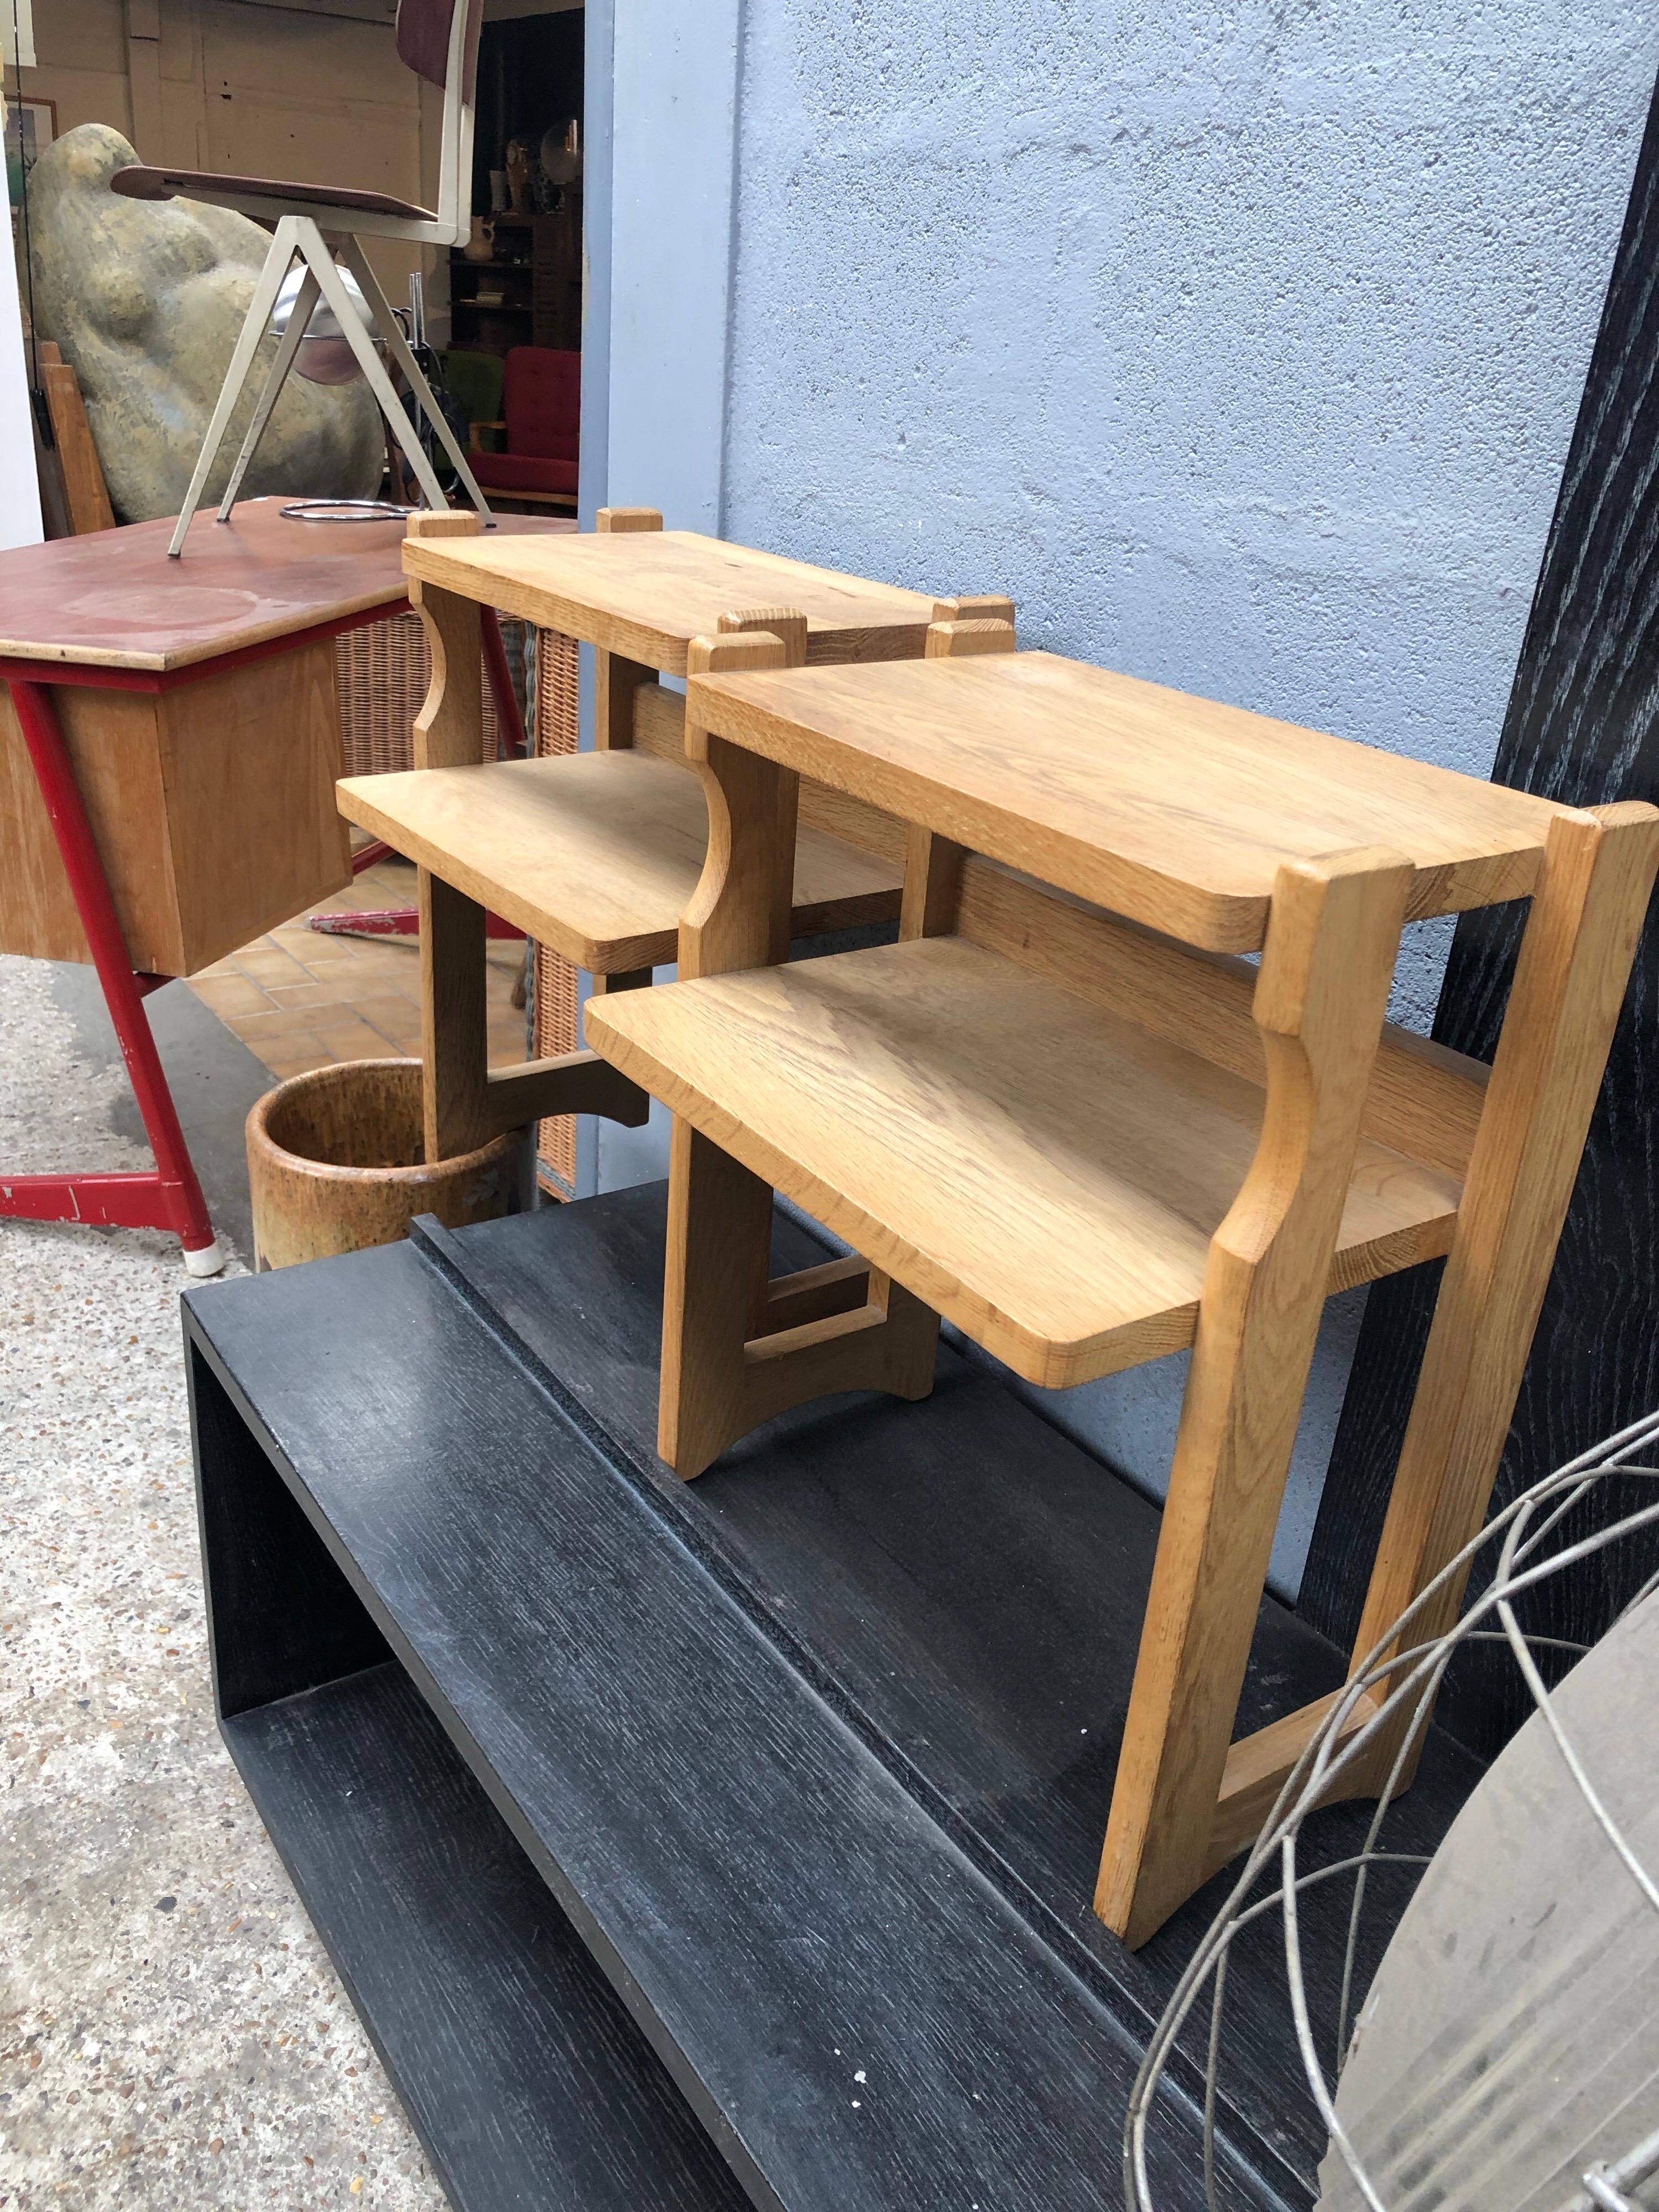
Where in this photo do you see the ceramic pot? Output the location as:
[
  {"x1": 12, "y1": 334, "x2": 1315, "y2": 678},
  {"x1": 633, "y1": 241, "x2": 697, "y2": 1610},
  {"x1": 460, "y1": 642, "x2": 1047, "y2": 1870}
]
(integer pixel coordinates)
[{"x1": 247, "y1": 1059, "x2": 522, "y2": 1270}]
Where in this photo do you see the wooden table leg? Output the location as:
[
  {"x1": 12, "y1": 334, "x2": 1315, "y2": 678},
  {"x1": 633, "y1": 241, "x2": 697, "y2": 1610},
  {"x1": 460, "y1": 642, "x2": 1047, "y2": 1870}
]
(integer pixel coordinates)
[
  {"x1": 408, "y1": 556, "x2": 651, "y2": 1161},
  {"x1": 419, "y1": 868, "x2": 492, "y2": 1164},
  {"x1": 1345, "y1": 802, "x2": 1659, "y2": 1786},
  {"x1": 656, "y1": 616, "x2": 1019, "y2": 1478},
  {"x1": 659, "y1": 622, "x2": 921, "y2": 1477},
  {"x1": 595, "y1": 507, "x2": 662, "y2": 753},
  {"x1": 1094, "y1": 846, "x2": 1411, "y2": 1947}
]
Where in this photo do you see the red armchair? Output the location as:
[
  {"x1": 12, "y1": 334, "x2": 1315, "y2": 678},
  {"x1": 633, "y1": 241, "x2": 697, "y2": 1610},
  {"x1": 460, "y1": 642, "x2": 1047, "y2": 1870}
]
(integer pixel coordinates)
[{"x1": 468, "y1": 346, "x2": 579, "y2": 509}]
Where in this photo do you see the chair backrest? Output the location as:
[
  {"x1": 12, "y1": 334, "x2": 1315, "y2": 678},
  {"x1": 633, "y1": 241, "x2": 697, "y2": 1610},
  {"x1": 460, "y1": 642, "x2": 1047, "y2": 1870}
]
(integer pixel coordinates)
[
  {"x1": 503, "y1": 348, "x2": 581, "y2": 462},
  {"x1": 395, "y1": 0, "x2": 481, "y2": 243}
]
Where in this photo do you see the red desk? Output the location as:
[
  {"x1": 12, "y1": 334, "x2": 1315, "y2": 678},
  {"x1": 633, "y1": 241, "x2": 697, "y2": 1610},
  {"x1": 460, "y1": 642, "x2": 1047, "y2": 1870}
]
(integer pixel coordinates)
[{"x1": 0, "y1": 501, "x2": 570, "y2": 1272}]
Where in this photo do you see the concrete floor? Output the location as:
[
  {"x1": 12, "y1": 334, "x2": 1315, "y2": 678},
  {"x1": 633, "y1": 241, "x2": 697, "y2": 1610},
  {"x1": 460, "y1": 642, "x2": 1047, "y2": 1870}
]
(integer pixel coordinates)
[
  {"x1": 184, "y1": 857, "x2": 530, "y2": 1086},
  {"x1": 0, "y1": 952, "x2": 447, "y2": 2210}
]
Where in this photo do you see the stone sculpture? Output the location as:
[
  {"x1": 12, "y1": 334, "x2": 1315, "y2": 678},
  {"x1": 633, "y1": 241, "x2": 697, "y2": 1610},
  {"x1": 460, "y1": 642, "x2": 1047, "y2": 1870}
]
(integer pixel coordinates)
[{"x1": 25, "y1": 124, "x2": 382, "y2": 524}]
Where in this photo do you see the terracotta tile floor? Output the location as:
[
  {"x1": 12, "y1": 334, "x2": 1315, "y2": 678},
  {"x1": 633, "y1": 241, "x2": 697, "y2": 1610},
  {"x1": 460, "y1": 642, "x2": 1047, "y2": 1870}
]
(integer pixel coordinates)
[{"x1": 186, "y1": 857, "x2": 530, "y2": 1083}]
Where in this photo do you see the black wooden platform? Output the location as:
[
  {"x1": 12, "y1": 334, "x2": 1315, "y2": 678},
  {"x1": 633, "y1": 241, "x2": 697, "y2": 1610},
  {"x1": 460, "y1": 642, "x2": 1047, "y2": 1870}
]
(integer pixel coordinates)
[{"x1": 184, "y1": 1184, "x2": 1484, "y2": 2211}]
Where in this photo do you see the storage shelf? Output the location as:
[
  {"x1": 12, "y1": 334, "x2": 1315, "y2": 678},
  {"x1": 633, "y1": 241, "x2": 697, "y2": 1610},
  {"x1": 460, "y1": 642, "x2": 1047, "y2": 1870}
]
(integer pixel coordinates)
[
  {"x1": 185, "y1": 1226, "x2": 1191, "y2": 2212},
  {"x1": 186, "y1": 1184, "x2": 1487, "y2": 2208},
  {"x1": 400, "y1": 528, "x2": 938, "y2": 671},
  {"x1": 227, "y1": 1663, "x2": 746, "y2": 2212},
  {"x1": 685, "y1": 650, "x2": 1574, "y2": 952},
  {"x1": 337, "y1": 749, "x2": 901, "y2": 973},
  {"x1": 586, "y1": 934, "x2": 1464, "y2": 1386}
]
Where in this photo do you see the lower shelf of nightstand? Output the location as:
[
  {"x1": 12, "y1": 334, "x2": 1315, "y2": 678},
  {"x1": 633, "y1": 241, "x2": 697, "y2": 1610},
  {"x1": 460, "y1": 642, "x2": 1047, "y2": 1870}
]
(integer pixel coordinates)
[
  {"x1": 586, "y1": 933, "x2": 1464, "y2": 1387},
  {"x1": 336, "y1": 749, "x2": 901, "y2": 974}
]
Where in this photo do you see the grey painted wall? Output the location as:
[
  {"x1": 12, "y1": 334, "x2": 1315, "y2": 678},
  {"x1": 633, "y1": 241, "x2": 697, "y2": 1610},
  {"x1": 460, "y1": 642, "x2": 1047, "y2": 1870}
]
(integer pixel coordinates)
[
  {"x1": 600, "y1": 1, "x2": 1659, "y2": 1593},
  {"x1": 608, "y1": 0, "x2": 741, "y2": 525}
]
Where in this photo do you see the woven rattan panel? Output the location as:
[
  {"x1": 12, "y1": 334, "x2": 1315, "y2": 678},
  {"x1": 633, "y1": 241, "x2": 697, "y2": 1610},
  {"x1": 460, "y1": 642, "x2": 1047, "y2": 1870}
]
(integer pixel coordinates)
[
  {"x1": 533, "y1": 629, "x2": 581, "y2": 1197},
  {"x1": 335, "y1": 610, "x2": 502, "y2": 776}
]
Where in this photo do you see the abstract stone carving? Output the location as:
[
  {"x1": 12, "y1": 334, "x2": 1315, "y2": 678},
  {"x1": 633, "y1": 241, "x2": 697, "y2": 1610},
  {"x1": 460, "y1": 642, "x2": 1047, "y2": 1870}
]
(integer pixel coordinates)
[{"x1": 26, "y1": 124, "x2": 383, "y2": 524}]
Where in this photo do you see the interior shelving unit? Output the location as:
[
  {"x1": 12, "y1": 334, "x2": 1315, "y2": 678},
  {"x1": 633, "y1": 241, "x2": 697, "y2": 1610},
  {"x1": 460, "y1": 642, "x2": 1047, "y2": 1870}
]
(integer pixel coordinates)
[{"x1": 448, "y1": 205, "x2": 582, "y2": 357}]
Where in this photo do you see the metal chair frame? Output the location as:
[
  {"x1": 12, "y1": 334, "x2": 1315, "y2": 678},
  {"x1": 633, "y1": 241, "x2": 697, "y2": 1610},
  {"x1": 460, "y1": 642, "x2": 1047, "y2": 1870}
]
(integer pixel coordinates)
[{"x1": 159, "y1": 0, "x2": 492, "y2": 555}]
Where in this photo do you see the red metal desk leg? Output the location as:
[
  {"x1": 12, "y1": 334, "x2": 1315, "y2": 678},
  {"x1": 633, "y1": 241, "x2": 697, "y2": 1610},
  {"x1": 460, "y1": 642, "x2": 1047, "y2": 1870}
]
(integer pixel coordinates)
[{"x1": 0, "y1": 679, "x2": 224, "y2": 1275}]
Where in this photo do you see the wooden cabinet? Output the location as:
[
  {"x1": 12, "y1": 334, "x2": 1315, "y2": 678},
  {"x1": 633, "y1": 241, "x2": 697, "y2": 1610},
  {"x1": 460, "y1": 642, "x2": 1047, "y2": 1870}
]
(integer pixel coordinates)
[
  {"x1": 0, "y1": 644, "x2": 351, "y2": 978},
  {"x1": 448, "y1": 200, "x2": 582, "y2": 359}
]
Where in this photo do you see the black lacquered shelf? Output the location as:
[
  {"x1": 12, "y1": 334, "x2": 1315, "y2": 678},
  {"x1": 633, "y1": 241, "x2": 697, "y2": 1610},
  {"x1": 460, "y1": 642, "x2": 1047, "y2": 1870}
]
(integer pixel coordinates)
[{"x1": 185, "y1": 1185, "x2": 1483, "y2": 2210}]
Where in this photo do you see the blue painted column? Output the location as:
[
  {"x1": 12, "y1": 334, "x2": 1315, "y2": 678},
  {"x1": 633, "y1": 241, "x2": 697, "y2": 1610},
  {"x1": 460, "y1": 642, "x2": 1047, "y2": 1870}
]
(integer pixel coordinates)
[{"x1": 581, "y1": 0, "x2": 744, "y2": 1193}]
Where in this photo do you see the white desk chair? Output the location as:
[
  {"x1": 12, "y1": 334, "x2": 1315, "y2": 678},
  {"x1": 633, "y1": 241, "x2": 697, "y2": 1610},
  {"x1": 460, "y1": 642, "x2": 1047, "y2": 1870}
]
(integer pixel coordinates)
[{"x1": 112, "y1": 0, "x2": 494, "y2": 556}]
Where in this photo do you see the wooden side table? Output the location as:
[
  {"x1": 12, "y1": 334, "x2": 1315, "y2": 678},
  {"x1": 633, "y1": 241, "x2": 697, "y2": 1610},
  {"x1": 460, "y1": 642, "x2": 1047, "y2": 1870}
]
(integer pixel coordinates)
[
  {"x1": 585, "y1": 627, "x2": 1659, "y2": 1946},
  {"x1": 0, "y1": 502, "x2": 554, "y2": 1271},
  {"x1": 337, "y1": 508, "x2": 1012, "y2": 1168}
]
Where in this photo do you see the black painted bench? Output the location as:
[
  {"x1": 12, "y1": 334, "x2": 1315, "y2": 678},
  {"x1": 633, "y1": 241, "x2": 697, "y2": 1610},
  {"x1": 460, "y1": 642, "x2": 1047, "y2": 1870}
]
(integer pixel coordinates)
[{"x1": 185, "y1": 1185, "x2": 1482, "y2": 2210}]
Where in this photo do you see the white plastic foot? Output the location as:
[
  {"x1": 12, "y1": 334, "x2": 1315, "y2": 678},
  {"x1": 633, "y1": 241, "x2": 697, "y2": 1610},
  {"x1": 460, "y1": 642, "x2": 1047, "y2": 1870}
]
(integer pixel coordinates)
[{"x1": 181, "y1": 1237, "x2": 226, "y2": 1279}]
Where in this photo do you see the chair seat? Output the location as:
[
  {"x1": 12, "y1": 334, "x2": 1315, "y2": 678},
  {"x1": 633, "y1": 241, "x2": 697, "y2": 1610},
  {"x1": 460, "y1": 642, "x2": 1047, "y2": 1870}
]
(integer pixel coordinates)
[
  {"x1": 110, "y1": 164, "x2": 436, "y2": 225},
  {"x1": 470, "y1": 451, "x2": 580, "y2": 495}
]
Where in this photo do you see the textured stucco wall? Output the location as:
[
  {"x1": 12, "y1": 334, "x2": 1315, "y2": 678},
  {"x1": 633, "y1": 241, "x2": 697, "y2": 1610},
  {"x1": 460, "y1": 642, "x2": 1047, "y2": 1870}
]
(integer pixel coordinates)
[{"x1": 707, "y1": 1, "x2": 1657, "y2": 1593}]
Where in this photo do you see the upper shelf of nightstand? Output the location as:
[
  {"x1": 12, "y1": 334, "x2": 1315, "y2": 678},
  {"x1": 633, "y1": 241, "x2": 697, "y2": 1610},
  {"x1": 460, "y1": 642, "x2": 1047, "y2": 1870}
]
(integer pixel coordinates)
[
  {"x1": 686, "y1": 651, "x2": 1578, "y2": 953},
  {"x1": 401, "y1": 530, "x2": 938, "y2": 673}
]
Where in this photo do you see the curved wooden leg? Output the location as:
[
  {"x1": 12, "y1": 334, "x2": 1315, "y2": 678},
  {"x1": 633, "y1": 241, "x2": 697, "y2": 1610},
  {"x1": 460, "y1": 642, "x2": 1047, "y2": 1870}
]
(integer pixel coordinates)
[
  {"x1": 659, "y1": 1123, "x2": 936, "y2": 1479},
  {"x1": 658, "y1": 617, "x2": 940, "y2": 1477},
  {"x1": 1095, "y1": 847, "x2": 1411, "y2": 1947}
]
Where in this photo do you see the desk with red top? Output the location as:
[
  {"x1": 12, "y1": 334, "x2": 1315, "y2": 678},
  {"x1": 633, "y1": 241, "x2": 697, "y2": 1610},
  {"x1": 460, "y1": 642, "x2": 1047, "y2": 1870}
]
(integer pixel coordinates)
[{"x1": 0, "y1": 500, "x2": 568, "y2": 1272}]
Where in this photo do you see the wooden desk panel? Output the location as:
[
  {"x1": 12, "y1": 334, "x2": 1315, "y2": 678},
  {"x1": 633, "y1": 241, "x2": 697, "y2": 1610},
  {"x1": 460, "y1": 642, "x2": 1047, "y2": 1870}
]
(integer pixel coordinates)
[
  {"x1": 0, "y1": 643, "x2": 351, "y2": 974},
  {"x1": 0, "y1": 503, "x2": 570, "y2": 672},
  {"x1": 0, "y1": 506, "x2": 571, "y2": 974}
]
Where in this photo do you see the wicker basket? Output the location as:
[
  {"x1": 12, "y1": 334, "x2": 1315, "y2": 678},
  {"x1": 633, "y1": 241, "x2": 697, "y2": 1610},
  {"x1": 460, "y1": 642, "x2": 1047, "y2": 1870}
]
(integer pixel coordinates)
[{"x1": 334, "y1": 609, "x2": 504, "y2": 776}]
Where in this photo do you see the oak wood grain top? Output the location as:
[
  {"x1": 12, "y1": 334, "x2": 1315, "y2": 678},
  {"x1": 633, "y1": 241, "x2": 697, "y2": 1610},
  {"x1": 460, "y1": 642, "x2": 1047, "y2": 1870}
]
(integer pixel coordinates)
[
  {"x1": 400, "y1": 529, "x2": 938, "y2": 672},
  {"x1": 337, "y1": 750, "x2": 901, "y2": 974},
  {"x1": 586, "y1": 936, "x2": 1462, "y2": 1385},
  {"x1": 0, "y1": 503, "x2": 571, "y2": 674},
  {"x1": 686, "y1": 651, "x2": 1577, "y2": 952}
]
